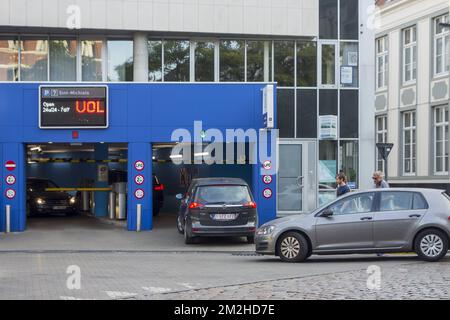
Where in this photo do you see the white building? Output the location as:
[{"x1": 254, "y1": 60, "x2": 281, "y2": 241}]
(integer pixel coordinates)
[{"x1": 375, "y1": 0, "x2": 450, "y2": 192}]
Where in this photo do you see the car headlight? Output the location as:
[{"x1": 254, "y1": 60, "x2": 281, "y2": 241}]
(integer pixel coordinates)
[
  {"x1": 70, "y1": 197, "x2": 76, "y2": 204},
  {"x1": 36, "y1": 198, "x2": 45, "y2": 205},
  {"x1": 256, "y1": 225, "x2": 275, "y2": 236}
]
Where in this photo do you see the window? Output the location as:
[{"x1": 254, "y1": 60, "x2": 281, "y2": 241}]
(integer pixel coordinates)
[
  {"x1": 164, "y1": 40, "x2": 190, "y2": 82},
  {"x1": 340, "y1": 90, "x2": 358, "y2": 138},
  {"x1": 246, "y1": 41, "x2": 265, "y2": 82},
  {"x1": 49, "y1": 39, "x2": 76, "y2": 81},
  {"x1": 273, "y1": 41, "x2": 295, "y2": 87},
  {"x1": 321, "y1": 43, "x2": 336, "y2": 86},
  {"x1": 20, "y1": 38, "x2": 48, "y2": 81},
  {"x1": 194, "y1": 41, "x2": 215, "y2": 82},
  {"x1": 297, "y1": 41, "x2": 317, "y2": 87},
  {"x1": 379, "y1": 192, "x2": 427, "y2": 211},
  {"x1": 148, "y1": 40, "x2": 162, "y2": 82},
  {"x1": 340, "y1": 42, "x2": 358, "y2": 87},
  {"x1": 319, "y1": 140, "x2": 338, "y2": 206},
  {"x1": 339, "y1": 141, "x2": 358, "y2": 188},
  {"x1": 107, "y1": 40, "x2": 133, "y2": 82},
  {"x1": 277, "y1": 89, "x2": 295, "y2": 138},
  {"x1": 402, "y1": 111, "x2": 416, "y2": 175},
  {"x1": 0, "y1": 38, "x2": 19, "y2": 81},
  {"x1": 402, "y1": 26, "x2": 417, "y2": 84},
  {"x1": 380, "y1": 192, "x2": 413, "y2": 211},
  {"x1": 376, "y1": 115, "x2": 388, "y2": 172},
  {"x1": 81, "y1": 40, "x2": 103, "y2": 81},
  {"x1": 329, "y1": 193, "x2": 375, "y2": 215},
  {"x1": 434, "y1": 15, "x2": 450, "y2": 76},
  {"x1": 297, "y1": 89, "x2": 317, "y2": 138},
  {"x1": 376, "y1": 37, "x2": 388, "y2": 90},
  {"x1": 319, "y1": 0, "x2": 338, "y2": 40},
  {"x1": 340, "y1": 0, "x2": 359, "y2": 40},
  {"x1": 434, "y1": 106, "x2": 449, "y2": 174},
  {"x1": 219, "y1": 40, "x2": 245, "y2": 82}
]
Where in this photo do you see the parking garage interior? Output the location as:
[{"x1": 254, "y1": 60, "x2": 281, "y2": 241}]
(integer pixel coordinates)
[{"x1": 24, "y1": 142, "x2": 254, "y2": 232}]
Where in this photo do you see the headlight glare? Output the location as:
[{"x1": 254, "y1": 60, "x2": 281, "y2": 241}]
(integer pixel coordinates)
[
  {"x1": 36, "y1": 198, "x2": 45, "y2": 205},
  {"x1": 70, "y1": 197, "x2": 76, "y2": 204}
]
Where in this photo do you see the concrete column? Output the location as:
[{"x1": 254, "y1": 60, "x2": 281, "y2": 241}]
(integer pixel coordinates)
[
  {"x1": 133, "y1": 32, "x2": 149, "y2": 82},
  {"x1": 94, "y1": 143, "x2": 109, "y2": 217},
  {"x1": 358, "y1": 0, "x2": 376, "y2": 189}
]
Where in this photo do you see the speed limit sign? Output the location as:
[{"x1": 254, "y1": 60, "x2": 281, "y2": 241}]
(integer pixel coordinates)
[
  {"x1": 5, "y1": 175, "x2": 16, "y2": 185},
  {"x1": 263, "y1": 188, "x2": 273, "y2": 199},
  {"x1": 134, "y1": 189, "x2": 145, "y2": 199},
  {"x1": 262, "y1": 175, "x2": 272, "y2": 185},
  {"x1": 5, "y1": 189, "x2": 16, "y2": 199},
  {"x1": 134, "y1": 160, "x2": 145, "y2": 171},
  {"x1": 134, "y1": 175, "x2": 145, "y2": 185}
]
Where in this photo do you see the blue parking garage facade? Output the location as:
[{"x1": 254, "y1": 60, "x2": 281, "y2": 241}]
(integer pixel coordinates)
[{"x1": 0, "y1": 83, "x2": 277, "y2": 232}]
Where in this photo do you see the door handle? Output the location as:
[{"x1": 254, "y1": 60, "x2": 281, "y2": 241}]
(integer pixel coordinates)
[
  {"x1": 360, "y1": 217, "x2": 373, "y2": 221},
  {"x1": 409, "y1": 214, "x2": 421, "y2": 218}
]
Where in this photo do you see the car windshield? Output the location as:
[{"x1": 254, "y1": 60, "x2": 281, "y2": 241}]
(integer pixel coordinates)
[
  {"x1": 442, "y1": 192, "x2": 450, "y2": 202},
  {"x1": 28, "y1": 180, "x2": 59, "y2": 191},
  {"x1": 194, "y1": 185, "x2": 252, "y2": 204}
]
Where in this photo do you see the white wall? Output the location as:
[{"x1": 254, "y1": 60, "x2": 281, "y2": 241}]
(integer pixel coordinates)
[{"x1": 0, "y1": 0, "x2": 318, "y2": 37}]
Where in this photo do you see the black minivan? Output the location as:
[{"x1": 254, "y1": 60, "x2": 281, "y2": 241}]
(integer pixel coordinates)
[{"x1": 176, "y1": 178, "x2": 257, "y2": 244}]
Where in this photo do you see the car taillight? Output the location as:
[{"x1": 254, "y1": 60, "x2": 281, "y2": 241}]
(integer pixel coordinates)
[
  {"x1": 244, "y1": 201, "x2": 257, "y2": 209},
  {"x1": 154, "y1": 184, "x2": 164, "y2": 191},
  {"x1": 189, "y1": 202, "x2": 204, "y2": 209}
]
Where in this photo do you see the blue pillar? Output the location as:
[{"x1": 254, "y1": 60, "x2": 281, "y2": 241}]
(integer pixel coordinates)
[
  {"x1": 1, "y1": 143, "x2": 26, "y2": 232},
  {"x1": 127, "y1": 142, "x2": 152, "y2": 231},
  {"x1": 94, "y1": 143, "x2": 109, "y2": 217}
]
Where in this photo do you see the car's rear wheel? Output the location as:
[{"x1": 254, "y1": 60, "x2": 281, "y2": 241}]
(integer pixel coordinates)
[
  {"x1": 415, "y1": 229, "x2": 448, "y2": 262},
  {"x1": 184, "y1": 219, "x2": 196, "y2": 245},
  {"x1": 277, "y1": 232, "x2": 309, "y2": 263}
]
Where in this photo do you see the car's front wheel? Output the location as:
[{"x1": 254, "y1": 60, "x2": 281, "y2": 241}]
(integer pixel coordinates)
[
  {"x1": 415, "y1": 229, "x2": 448, "y2": 262},
  {"x1": 277, "y1": 232, "x2": 309, "y2": 263}
]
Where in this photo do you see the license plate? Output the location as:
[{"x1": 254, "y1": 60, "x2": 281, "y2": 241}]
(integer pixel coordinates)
[
  {"x1": 212, "y1": 213, "x2": 238, "y2": 221},
  {"x1": 53, "y1": 206, "x2": 67, "y2": 210}
]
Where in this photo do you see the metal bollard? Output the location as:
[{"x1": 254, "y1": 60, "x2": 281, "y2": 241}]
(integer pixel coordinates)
[
  {"x1": 136, "y1": 204, "x2": 142, "y2": 232},
  {"x1": 108, "y1": 192, "x2": 116, "y2": 220},
  {"x1": 5, "y1": 205, "x2": 11, "y2": 233}
]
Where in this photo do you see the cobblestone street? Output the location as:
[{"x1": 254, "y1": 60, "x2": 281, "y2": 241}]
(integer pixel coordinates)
[{"x1": 1, "y1": 250, "x2": 449, "y2": 300}]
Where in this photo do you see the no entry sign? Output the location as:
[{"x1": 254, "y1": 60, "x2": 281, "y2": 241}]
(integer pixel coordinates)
[{"x1": 5, "y1": 160, "x2": 16, "y2": 172}]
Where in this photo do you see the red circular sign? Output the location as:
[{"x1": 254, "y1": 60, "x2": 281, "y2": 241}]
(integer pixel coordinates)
[
  {"x1": 134, "y1": 189, "x2": 145, "y2": 199},
  {"x1": 134, "y1": 160, "x2": 145, "y2": 171},
  {"x1": 5, "y1": 189, "x2": 16, "y2": 199},
  {"x1": 263, "y1": 188, "x2": 273, "y2": 199},
  {"x1": 5, "y1": 175, "x2": 16, "y2": 185},
  {"x1": 262, "y1": 175, "x2": 272, "y2": 185},
  {"x1": 5, "y1": 160, "x2": 16, "y2": 172},
  {"x1": 134, "y1": 175, "x2": 145, "y2": 185}
]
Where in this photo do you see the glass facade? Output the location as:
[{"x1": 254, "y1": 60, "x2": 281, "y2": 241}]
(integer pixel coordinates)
[
  {"x1": 81, "y1": 40, "x2": 103, "y2": 82},
  {"x1": 49, "y1": 39, "x2": 77, "y2": 81},
  {"x1": 0, "y1": 38, "x2": 19, "y2": 81},
  {"x1": 219, "y1": 40, "x2": 245, "y2": 82},
  {"x1": 273, "y1": 41, "x2": 295, "y2": 87},
  {"x1": 164, "y1": 40, "x2": 190, "y2": 82},
  {"x1": 246, "y1": 41, "x2": 265, "y2": 82},
  {"x1": 194, "y1": 42, "x2": 215, "y2": 82},
  {"x1": 148, "y1": 40, "x2": 163, "y2": 82},
  {"x1": 107, "y1": 40, "x2": 133, "y2": 82},
  {"x1": 20, "y1": 38, "x2": 48, "y2": 81}
]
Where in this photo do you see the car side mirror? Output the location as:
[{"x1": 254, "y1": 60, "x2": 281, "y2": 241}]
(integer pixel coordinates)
[
  {"x1": 320, "y1": 209, "x2": 334, "y2": 217},
  {"x1": 175, "y1": 194, "x2": 183, "y2": 200}
]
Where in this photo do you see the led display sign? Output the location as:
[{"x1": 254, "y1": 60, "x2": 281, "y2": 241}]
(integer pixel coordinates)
[{"x1": 39, "y1": 86, "x2": 108, "y2": 129}]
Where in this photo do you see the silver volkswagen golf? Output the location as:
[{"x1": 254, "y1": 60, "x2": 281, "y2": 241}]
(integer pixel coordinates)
[{"x1": 255, "y1": 189, "x2": 450, "y2": 262}]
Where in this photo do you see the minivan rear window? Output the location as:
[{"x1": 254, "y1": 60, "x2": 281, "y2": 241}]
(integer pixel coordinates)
[{"x1": 194, "y1": 185, "x2": 252, "y2": 204}]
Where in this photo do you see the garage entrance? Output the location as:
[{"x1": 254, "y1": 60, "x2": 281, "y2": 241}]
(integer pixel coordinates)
[{"x1": 25, "y1": 143, "x2": 128, "y2": 229}]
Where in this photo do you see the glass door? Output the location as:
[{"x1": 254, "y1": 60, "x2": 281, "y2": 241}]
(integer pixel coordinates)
[{"x1": 277, "y1": 142, "x2": 307, "y2": 215}]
